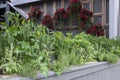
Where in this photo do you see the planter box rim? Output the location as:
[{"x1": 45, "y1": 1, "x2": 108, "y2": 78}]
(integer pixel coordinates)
[
  {"x1": 1, "y1": 61, "x2": 120, "y2": 80},
  {"x1": 36, "y1": 61, "x2": 120, "y2": 79}
]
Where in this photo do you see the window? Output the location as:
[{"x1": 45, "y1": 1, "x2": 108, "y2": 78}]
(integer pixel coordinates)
[{"x1": 81, "y1": 0, "x2": 108, "y2": 26}]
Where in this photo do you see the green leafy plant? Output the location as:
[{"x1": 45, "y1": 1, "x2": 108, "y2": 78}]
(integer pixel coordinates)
[
  {"x1": 87, "y1": 35, "x2": 120, "y2": 63},
  {"x1": 0, "y1": 12, "x2": 120, "y2": 78},
  {"x1": 0, "y1": 12, "x2": 51, "y2": 77}
]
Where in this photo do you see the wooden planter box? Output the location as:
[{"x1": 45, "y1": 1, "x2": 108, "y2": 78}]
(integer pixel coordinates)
[{"x1": 0, "y1": 61, "x2": 120, "y2": 80}]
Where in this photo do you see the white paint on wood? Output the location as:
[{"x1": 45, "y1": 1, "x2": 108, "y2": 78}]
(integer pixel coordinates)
[
  {"x1": 43, "y1": 3, "x2": 47, "y2": 16},
  {"x1": 109, "y1": 0, "x2": 119, "y2": 38}
]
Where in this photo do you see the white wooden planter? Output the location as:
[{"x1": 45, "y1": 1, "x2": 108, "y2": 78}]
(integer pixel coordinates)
[{"x1": 0, "y1": 61, "x2": 120, "y2": 80}]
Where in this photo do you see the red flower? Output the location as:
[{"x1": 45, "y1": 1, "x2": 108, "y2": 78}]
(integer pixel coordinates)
[
  {"x1": 54, "y1": 8, "x2": 68, "y2": 21},
  {"x1": 63, "y1": 14, "x2": 68, "y2": 19},
  {"x1": 66, "y1": 8, "x2": 70, "y2": 14},
  {"x1": 79, "y1": 14, "x2": 87, "y2": 20},
  {"x1": 68, "y1": 0, "x2": 82, "y2": 14},
  {"x1": 41, "y1": 14, "x2": 54, "y2": 30},
  {"x1": 86, "y1": 24, "x2": 104, "y2": 36},
  {"x1": 28, "y1": 6, "x2": 42, "y2": 19},
  {"x1": 80, "y1": 22, "x2": 85, "y2": 29},
  {"x1": 80, "y1": 8, "x2": 93, "y2": 17},
  {"x1": 96, "y1": 31, "x2": 100, "y2": 36},
  {"x1": 70, "y1": 0, "x2": 79, "y2": 4}
]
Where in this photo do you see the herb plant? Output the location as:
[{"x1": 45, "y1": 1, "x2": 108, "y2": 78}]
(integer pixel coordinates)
[{"x1": 0, "y1": 12, "x2": 120, "y2": 77}]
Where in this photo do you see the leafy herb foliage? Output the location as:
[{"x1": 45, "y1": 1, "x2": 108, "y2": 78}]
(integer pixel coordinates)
[{"x1": 0, "y1": 13, "x2": 120, "y2": 77}]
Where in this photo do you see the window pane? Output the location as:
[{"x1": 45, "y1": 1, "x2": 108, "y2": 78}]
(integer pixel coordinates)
[
  {"x1": 93, "y1": 16, "x2": 102, "y2": 24},
  {"x1": 93, "y1": 0, "x2": 102, "y2": 13},
  {"x1": 83, "y1": 3, "x2": 90, "y2": 10}
]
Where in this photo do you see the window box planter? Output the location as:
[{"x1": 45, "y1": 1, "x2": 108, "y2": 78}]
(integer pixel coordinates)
[{"x1": 0, "y1": 61, "x2": 120, "y2": 80}]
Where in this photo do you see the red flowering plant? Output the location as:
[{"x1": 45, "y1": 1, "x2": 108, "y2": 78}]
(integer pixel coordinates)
[
  {"x1": 80, "y1": 8, "x2": 93, "y2": 17},
  {"x1": 28, "y1": 6, "x2": 42, "y2": 19},
  {"x1": 54, "y1": 8, "x2": 68, "y2": 21},
  {"x1": 86, "y1": 24, "x2": 104, "y2": 36},
  {"x1": 79, "y1": 8, "x2": 93, "y2": 30},
  {"x1": 41, "y1": 14, "x2": 54, "y2": 30},
  {"x1": 67, "y1": 0, "x2": 82, "y2": 26},
  {"x1": 54, "y1": 8, "x2": 68, "y2": 28},
  {"x1": 68, "y1": 0, "x2": 82, "y2": 14}
]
